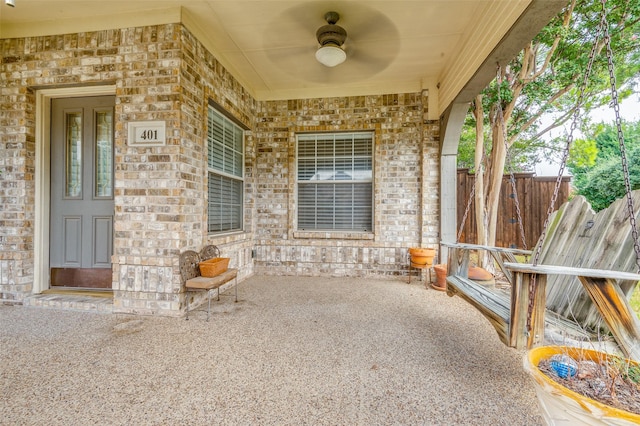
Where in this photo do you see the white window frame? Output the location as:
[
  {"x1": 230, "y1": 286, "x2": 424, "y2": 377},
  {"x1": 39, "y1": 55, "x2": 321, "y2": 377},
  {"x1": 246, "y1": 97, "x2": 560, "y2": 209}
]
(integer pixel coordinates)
[
  {"x1": 206, "y1": 104, "x2": 245, "y2": 234},
  {"x1": 296, "y1": 132, "x2": 374, "y2": 232}
]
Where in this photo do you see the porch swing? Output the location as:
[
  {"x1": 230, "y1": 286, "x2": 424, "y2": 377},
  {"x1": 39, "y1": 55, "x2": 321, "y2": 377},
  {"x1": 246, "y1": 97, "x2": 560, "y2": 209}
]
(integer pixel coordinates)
[{"x1": 441, "y1": 0, "x2": 640, "y2": 361}]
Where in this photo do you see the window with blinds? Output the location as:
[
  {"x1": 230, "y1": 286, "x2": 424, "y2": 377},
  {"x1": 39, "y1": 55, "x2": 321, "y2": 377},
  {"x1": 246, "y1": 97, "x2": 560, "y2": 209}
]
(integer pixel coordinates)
[
  {"x1": 207, "y1": 106, "x2": 244, "y2": 233},
  {"x1": 297, "y1": 132, "x2": 373, "y2": 231}
]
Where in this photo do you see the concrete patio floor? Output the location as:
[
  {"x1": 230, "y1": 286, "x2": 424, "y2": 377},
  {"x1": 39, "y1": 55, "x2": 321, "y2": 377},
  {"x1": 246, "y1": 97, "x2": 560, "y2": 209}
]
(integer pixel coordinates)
[{"x1": 0, "y1": 275, "x2": 543, "y2": 425}]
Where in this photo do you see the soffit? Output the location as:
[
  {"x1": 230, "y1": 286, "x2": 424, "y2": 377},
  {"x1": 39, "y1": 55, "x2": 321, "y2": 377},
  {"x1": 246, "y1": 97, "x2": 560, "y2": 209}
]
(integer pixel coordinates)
[{"x1": 1, "y1": 0, "x2": 541, "y2": 115}]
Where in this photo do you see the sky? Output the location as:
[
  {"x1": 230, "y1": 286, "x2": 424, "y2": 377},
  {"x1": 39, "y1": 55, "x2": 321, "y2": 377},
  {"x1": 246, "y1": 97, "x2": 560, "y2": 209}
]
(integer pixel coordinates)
[{"x1": 534, "y1": 91, "x2": 640, "y2": 176}]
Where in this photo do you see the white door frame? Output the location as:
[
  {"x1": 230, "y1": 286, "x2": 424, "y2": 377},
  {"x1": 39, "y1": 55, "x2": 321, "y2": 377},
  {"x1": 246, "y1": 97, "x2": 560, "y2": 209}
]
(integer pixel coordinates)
[{"x1": 34, "y1": 85, "x2": 116, "y2": 293}]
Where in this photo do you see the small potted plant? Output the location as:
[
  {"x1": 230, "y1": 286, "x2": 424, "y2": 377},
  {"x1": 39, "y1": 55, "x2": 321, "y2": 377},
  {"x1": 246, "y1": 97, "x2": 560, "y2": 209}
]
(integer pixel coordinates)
[{"x1": 524, "y1": 345, "x2": 640, "y2": 425}]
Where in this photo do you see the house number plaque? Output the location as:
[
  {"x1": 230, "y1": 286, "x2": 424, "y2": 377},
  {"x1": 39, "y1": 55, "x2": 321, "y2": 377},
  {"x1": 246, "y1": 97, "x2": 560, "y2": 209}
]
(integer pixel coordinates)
[{"x1": 128, "y1": 121, "x2": 166, "y2": 146}]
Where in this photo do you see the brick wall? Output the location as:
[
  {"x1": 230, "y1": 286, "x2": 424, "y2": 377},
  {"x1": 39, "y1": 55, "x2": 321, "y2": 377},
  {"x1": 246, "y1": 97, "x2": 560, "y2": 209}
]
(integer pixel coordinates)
[
  {"x1": 1, "y1": 44, "x2": 37, "y2": 302},
  {"x1": 112, "y1": 25, "x2": 259, "y2": 314},
  {"x1": 253, "y1": 92, "x2": 441, "y2": 278},
  {"x1": 0, "y1": 23, "x2": 441, "y2": 314},
  {"x1": 176, "y1": 26, "x2": 258, "y2": 314},
  {"x1": 0, "y1": 25, "x2": 258, "y2": 314},
  {"x1": 110, "y1": 25, "x2": 187, "y2": 314}
]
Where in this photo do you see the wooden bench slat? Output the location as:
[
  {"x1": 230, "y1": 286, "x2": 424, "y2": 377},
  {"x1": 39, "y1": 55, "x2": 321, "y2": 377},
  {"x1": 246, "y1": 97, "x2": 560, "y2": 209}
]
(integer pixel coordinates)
[
  {"x1": 576, "y1": 275, "x2": 640, "y2": 361},
  {"x1": 441, "y1": 241, "x2": 532, "y2": 256},
  {"x1": 186, "y1": 269, "x2": 238, "y2": 290},
  {"x1": 446, "y1": 275, "x2": 511, "y2": 345},
  {"x1": 446, "y1": 276, "x2": 510, "y2": 321},
  {"x1": 504, "y1": 263, "x2": 640, "y2": 281}
]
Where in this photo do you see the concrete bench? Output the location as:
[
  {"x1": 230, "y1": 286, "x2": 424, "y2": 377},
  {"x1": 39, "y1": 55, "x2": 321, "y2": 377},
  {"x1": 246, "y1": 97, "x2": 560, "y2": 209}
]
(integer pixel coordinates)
[{"x1": 180, "y1": 245, "x2": 238, "y2": 321}]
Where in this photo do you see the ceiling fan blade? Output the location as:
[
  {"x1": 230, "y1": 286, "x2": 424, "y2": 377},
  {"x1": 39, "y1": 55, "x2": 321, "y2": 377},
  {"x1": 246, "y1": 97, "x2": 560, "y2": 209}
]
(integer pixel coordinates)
[
  {"x1": 260, "y1": 2, "x2": 401, "y2": 85},
  {"x1": 344, "y1": 10, "x2": 398, "y2": 44}
]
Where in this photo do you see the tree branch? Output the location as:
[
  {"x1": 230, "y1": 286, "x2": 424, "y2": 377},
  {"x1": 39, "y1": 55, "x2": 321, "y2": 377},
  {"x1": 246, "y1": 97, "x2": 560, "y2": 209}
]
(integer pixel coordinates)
[
  {"x1": 526, "y1": 0, "x2": 577, "y2": 82},
  {"x1": 511, "y1": 83, "x2": 576, "y2": 141}
]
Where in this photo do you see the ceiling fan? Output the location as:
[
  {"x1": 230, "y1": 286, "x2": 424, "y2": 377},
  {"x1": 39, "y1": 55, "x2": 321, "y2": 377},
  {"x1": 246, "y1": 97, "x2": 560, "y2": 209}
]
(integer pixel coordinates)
[
  {"x1": 262, "y1": 3, "x2": 399, "y2": 82},
  {"x1": 315, "y1": 11, "x2": 348, "y2": 67}
]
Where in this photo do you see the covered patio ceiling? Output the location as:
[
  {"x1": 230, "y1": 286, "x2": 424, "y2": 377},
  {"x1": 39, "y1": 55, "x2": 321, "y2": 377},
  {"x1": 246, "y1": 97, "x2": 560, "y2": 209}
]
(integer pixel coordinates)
[{"x1": 1, "y1": 0, "x2": 567, "y2": 117}]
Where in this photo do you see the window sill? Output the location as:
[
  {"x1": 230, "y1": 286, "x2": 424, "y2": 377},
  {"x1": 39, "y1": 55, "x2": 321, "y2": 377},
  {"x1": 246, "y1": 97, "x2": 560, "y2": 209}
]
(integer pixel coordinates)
[
  {"x1": 293, "y1": 231, "x2": 374, "y2": 240},
  {"x1": 206, "y1": 230, "x2": 251, "y2": 244}
]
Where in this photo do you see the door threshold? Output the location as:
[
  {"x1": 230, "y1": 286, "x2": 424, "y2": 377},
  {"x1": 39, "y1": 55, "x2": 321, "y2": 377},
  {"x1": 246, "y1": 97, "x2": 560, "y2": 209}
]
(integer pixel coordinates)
[
  {"x1": 25, "y1": 288, "x2": 113, "y2": 313},
  {"x1": 42, "y1": 288, "x2": 113, "y2": 298}
]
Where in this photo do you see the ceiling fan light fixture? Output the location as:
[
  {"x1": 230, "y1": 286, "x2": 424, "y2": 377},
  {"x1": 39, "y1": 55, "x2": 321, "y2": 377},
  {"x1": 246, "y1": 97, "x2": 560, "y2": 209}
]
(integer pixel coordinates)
[
  {"x1": 315, "y1": 11, "x2": 347, "y2": 67},
  {"x1": 315, "y1": 44, "x2": 347, "y2": 67}
]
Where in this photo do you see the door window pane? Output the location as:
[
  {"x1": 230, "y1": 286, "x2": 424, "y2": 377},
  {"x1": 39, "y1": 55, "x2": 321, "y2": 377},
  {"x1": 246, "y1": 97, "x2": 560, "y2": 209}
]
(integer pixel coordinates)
[
  {"x1": 65, "y1": 112, "x2": 82, "y2": 198},
  {"x1": 95, "y1": 110, "x2": 113, "y2": 198}
]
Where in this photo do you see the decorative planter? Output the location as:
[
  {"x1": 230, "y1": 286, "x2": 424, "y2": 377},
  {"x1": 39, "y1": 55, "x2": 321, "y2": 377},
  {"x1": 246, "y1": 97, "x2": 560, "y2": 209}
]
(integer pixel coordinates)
[
  {"x1": 409, "y1": 247, "x2": 436, "y2": 266},
  {"x1": 524, "y1": 345, "x2": 640, "y2": 426},
  {"x1": 199, "y1": 257, "x2": 230, "y2": 277},
  {"x1": 432, "y1": 264, "x2": 447, "y2": 291}
]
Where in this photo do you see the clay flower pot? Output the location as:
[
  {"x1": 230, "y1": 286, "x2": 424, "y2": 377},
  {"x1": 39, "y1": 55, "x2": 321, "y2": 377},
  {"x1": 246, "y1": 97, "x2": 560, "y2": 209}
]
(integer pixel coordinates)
[
  {"x1": 430, "y1": 264, "x2": 495, "y2": 292},
  {"x1": 409, "y1": 247, "x2": 436, "y2": 266},
  {"x1": 432, "y1": 264, "x2": 447, "y2": 291}
]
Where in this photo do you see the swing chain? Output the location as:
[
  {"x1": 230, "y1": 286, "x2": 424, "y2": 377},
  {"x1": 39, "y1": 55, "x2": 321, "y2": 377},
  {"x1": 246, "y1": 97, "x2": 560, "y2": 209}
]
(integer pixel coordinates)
[
  {"x1": 495, "y1": 68, "x2": 528, "y2": 250},
  {"x1": 510, "y1": 172, "x2": 528, "y2": 250},
  {"x1": 601, "y1": 0, "x2": 640, "y2": 273},
  {"x1": 458, "y1": 66, "x2": 528, "y2": 249},
  {"x1": 457, "y1": 100, "x2": 487, "y2": 243},
  {"x1": 458, "y1": 181, "x2": 476, "y2": 242},
  {"x1": 532, "y1": 0, "x2": 603, "y2": 268},
  {"x1": 526, "y1": 1, "x2": 605, "y2": 333}
]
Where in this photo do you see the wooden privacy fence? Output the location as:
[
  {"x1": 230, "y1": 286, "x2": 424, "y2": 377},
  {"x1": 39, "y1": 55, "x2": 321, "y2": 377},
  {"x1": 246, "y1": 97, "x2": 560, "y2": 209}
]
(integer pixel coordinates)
[{"x1": 456, "y1": 169, "x2": 572, "y2": 249}]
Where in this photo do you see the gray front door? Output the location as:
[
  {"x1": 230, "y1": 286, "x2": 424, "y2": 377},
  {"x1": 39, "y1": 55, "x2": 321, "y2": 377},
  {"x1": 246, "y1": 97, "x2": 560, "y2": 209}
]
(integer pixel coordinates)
[{"x1": 50, "y1": 96, "x2": 115, "y2": 288}]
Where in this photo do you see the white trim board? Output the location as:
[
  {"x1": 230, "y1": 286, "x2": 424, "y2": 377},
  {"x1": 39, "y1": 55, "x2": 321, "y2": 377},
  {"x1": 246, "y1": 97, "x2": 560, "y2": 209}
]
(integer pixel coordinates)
[{"x1": 34, "y1": 85, "x2": 116, "y2": 293}]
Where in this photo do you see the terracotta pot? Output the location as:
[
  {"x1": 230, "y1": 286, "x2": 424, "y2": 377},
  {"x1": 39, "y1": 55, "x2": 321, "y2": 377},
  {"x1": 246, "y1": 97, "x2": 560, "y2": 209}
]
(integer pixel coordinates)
[
  {"x1": 409, "y1": 247, "x2": 436, "y2": 266},
  {"x1": 432, "y1": 264, "x2": 447, "y2": 291},
  {"x1": 525, "y1": 345, "x2": 640, "y2": 425},
  {"x1": 468, "y1": 265, "x2": 493, "y2": 281}
]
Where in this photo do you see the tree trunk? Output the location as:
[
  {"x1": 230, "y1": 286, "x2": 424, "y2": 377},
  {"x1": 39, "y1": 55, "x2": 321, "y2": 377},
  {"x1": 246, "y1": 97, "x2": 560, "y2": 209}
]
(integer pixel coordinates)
[
  {"x1": 486, "y1": 114, "x2": 507, "y2": 248},
  {"x1": 472, "y1": 96, "x2": 495, "y2": 272},
  {"x1": 473, "y1": 96, "x2": 487, "y2": 246}
]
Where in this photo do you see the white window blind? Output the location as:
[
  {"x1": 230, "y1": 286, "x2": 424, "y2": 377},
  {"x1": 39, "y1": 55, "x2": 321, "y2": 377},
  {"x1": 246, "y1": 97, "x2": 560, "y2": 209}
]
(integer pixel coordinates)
[
  {"x1": 297, "y1": 132, "x2": 373, "y2": 231},
  {"x1": 207, "y1": 107, "x2": 244, "y2": 233}
]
